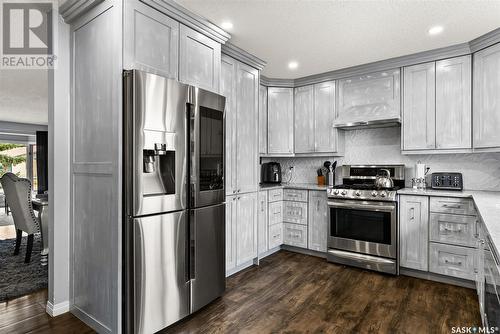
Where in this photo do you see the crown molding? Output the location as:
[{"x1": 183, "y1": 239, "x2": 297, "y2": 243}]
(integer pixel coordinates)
[
  {"x1": 469, "y1": 27, "x2": 500, "y2": 53},
  {"x1": 222, "y1": 42, "x2": 267, "y2": 70},
  {"x1": 141, "y1": 0, "x2": 230, "y2": 44},
  {"x1": 260, "y1": 75, "x2": 294, "y2": 87},
  {"x1": 60, "y1": 0, "x2": 104, "y2": 23}
]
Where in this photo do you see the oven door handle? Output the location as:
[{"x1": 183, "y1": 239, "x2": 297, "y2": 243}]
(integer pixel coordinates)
[{"x1": 328, "y1": 201, "x2": 396, "y2": 212}]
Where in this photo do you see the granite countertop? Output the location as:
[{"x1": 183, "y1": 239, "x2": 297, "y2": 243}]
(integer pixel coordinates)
[
  {"x1": 398, "y1": 188, "x2": 500, "y2": 257},
  {"x1": 259, "y1": 183, "x2": 328, "y2": 191}
]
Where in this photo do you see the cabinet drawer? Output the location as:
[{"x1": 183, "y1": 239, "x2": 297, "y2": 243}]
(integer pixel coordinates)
[
  {"x1": 430, "y1": 197, "x2": 476, "y2": 216},
  {"x1": 283, "y1": 201, "x2": 308, "y2": 225},
  {"x1": 268, "y1": 201, "x2": 283, "y2": 226},
  {"x1": 429, "y1": 243, "x2": 476, "y2": 280},
  {"x1": 283, "y1": 189, "x2": 308, "y2": 202},
  {"x1": 268, "y1": 189, "x2": 283, "y2": 202},
  {"x1": 269, "y1": 224, "x2": 283, "y2": 249},
  {"x1": 283, "y1": 223, "x2": 308, "y2": 248},
  {"x1": 430, "y1": 213, "x2": 478, "y2": 247}
]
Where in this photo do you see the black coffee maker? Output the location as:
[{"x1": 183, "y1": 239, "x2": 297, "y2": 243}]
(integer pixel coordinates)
[{"x1": 261, "y1": 162, "x2": 282, "y2": 184}]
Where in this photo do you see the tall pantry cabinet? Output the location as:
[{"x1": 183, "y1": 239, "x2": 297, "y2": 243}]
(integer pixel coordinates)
[{"x1": 220, "y1": 54, "x2": 260, "y2": 275}]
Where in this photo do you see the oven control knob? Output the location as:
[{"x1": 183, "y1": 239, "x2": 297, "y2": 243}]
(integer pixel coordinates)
[
  {"x1": 371, "y1": 191, "x2": 378, "y2": 197},
  {"x1": 333, "y1": 189, "x2": 339, "y2": 195},
  {"x1": 380, "y1": 191, "x2": 387, "y2": 198},
  {"x1": 355, "y1": 191, "x2": 361, "y2": 197},
  {"x1": 341, "y1": 190, "x2": 347, "y2": 196}
]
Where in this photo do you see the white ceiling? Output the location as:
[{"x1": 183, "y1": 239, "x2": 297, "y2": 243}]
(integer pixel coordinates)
[
  {"x1": 0, "y1": 70, "x2": 48, "y2": 125},
  {"x1": 175, "y1": 0, "x2": 500, "y2": 79}
]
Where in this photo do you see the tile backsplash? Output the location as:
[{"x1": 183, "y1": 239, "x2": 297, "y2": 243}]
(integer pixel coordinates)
[{"x1": 262, "y1": 127, "x2": 500, "y2": 191}]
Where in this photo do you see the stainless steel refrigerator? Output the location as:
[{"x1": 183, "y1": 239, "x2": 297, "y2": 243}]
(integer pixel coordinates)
[{"x1": 123, "y1": 70, "x2": 226, "y2": 334}]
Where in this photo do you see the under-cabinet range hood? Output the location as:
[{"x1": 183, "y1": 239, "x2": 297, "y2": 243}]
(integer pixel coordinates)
[{"x1": 333, "y1": 68, "x2": 401, "y2": 130}]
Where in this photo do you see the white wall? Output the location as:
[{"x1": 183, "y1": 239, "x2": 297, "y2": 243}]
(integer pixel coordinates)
[
  {"x1": 263, "y1": 127, "x2": 500, "y2": 191},
  {"x1": 46, "y1": 14, "x2": 70, "y2": 316}
]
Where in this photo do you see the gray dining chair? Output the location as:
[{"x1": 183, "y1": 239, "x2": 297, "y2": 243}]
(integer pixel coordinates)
[{"x1": 0, "y1": 172, "x2": 39, "y2": 263}]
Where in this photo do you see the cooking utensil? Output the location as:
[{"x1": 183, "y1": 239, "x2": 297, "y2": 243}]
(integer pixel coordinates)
[
  {"x1": 375, "y1": 169, "x2": 394, "y2": 189},
  {"x1": 323, "y1": 161, "x2": 331, "y2": 169},
  {"x1": 331, "y1": 160, "x2": 337, "y2": 171}
]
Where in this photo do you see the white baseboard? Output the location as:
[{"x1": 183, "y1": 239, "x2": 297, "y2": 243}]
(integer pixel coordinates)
[{"x1": 46, "y1": 300, "x2": 70, "y2": 317}]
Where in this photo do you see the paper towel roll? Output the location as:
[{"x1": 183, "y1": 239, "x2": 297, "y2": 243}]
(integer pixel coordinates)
[{"x1": 416, "y1": 163, "x2": 426, "y2": 179}]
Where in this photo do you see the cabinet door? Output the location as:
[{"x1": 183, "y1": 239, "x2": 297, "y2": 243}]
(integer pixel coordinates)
[
  {"x1": 235, "y1": 63, "x2": 259, "y2": 194},
  {"x1": 220, "y1": 56, "x2": 237, "y2": 196},
  {"x1": 258, "y1": 191, "x2": 269, "y2": 255},
  {"x1": 403, "y1": 62, "x2": 436, "y2": 150},
  {"x1": 259, "y1": 85, "x2": 268, "y2": 154},
  {"x1": 236, "y1": 193, "x2": 258, "y2": 265},
  {"x1": 283, "y1": 223, "x2": 308, "y2": 248},
  {"x1": 308, "y1": 191, "x2": 328, "y2": 252},
  {"x1": 226, "y1": 196, "x2": 237, "y2": 274},
  {"x1": 294, "y1": 85, "x2": 315, "y2": 153},
  {"x1": 436, "y1": 56, "x2": 472, "y2": 149},
  {"x1": 268, "y1": 201, "x2": 283, "y2": 226},
  {"x1": 473, "y1": 43, "x2": 500, "y2": 149},
  {"x1": 124, "y1": 1, "x2": 179, "y2": 79},
  {"x1": 179, "y1": 24, "x2": 221, "y2": 93},
  {"x1": 268, "y1": 87, "x2": 294, "y2": 154},
  {"x1": 314, "y1": 81, "x2": 337, "y2": 153},
  {"x1": 282, "y1": 201, "x2": 308, "y2": 226},
  {"x1": 399, "y1": 195, "x2": 429, "y2": 271}
]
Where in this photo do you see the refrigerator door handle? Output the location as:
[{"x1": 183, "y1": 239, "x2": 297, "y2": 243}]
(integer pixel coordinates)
[{"x1": 190, "y1": 210, "x2": 195, "y2": 280}]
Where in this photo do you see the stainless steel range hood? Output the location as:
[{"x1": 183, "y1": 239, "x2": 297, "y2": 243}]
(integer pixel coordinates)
[{"x1": 333, "y1": 117, "x2": 401, "y2": 130}]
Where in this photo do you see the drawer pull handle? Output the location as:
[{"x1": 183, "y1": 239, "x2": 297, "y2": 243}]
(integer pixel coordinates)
[
  {"x1": 442, "y1": 226, "x2": 462, "y2": 233},
  {"x1": 444, "y1": 259, "x2": 462, "y2": 266},
  {"x1": 443, "y1": 204, "x2": 462, "y2": 209}
]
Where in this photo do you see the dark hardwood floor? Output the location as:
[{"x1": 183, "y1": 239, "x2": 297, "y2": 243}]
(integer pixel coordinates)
[
  {"x1": 0, "y1": 289, "x2": 94, "y2": 334},
  {"x1": 164, "y1": 250, "x2": 481, "y2": 334},
  {"x1": 0, "y1": 250, "x2": 481, "y2": 333}
]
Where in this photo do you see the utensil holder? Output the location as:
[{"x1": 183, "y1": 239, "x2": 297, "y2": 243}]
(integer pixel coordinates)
[{"x1": 317, "y1": 175, "x2": 325, "y2": 186}]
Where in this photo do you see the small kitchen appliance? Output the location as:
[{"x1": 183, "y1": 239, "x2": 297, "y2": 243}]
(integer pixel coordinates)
[
  {"x1": 430, "y1": 172, "x2": 463, "y2": 190},
  {"x1": 261, "y1": 162, "x2": 282, "y2": 184},
  {"x1": 327, "y1": 164, "x2": 405, "y2": 275}
]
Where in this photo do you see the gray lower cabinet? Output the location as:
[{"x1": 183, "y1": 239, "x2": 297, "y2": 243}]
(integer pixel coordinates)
[
  {"x1": 429, "y1": 243, "x2": 476, "y2": 280},
  {"x1": 258, "y1": 191, "x2": 269, "y2": 255},
  {"x1": 226, "y1": 192, "x2": 258, "y2": 275},
  {"x1": 283, "y1": 201, "x2": 308, "y2": 226},
  {"x1": 179, "y1": 24, "x2": 221, "y2": 93},
  {"x1": 259, "y1": 85, "x2": 268, "y2": 154},
  {"x1": 429, "y1": 213, "x2": 477, "y2": 248},
  {"x1": 473, "y1": 42, "x2": 500, "y2": 151},
  {"x1": 123, "y1": 0, "x2": 179, "y2": 78},
  {"x1": 402, "y1": 55, "x2": 472, "y2": 152},
  {"x1": 268, "y1": 190, "x2": 283, "y2": 249},
  {"x1": 268, "y1": 87, "x2": 294, "y2": 154},
  {"x1": 269, "y1": 223, "x2": 283, "y2": 249},
  {"x1": 308, "y1": 191, "x2": 328, "y2": 252},
  {"x1": 283, "y1": 223, "x2": 308, "y2": 248},
  {"x1": 399, "y1": 195, "x2": 429, "y2": 271},
  {"x1": 220, "y1": 55, "x2": 259, "y2": 195}
]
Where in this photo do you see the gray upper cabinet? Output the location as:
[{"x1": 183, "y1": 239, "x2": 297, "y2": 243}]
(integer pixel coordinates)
[
  {"x1": 235, "y1": 62, "x2": 259, "y2": 194},
  {"x1": 221, "y1": 56, "x2": 237, "y2": 196},
  {"x1": 399, "y1": 195, "x2": 429, "y2": 271},
  {"x1": 435, "y1": 56, "x2": 472, "y2": 150},
  {"x1": 220, "y1": 55, "x2": 258, "y2": 195},
  {"x1": 335, "y1": 69, "x2": 400, "y2": 126},
  {"x1": 259, "y1": 85, "x2": 268, "y2": 154},
  {"x1": 124, "y1": 1, "x2": 179, "y2": 79},
  {"x1": 403, "y1": 56, "x2": 472, "y2": 152},
  {"x1": 314, "y1": 81, "x2": 339, "y2": 153},
  {"x1": 294, "y1": 85, "x2": 315, "y2": 153},
  {"x1": 179, "y1": 24, "x2": 221, "y2": 93},
  {"x1": 268, "y1": 87, "x2": 294, "y2": 154},
  {"x1": 473, "y1": 42, "x2": 500, "y2": 151},
  {"x1": 402, "y1": 62, "x2": 436, "y2": 151}
]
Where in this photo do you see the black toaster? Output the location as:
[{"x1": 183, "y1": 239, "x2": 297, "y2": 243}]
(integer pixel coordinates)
[{"x1": 430, "y1": 172, "x2": 463, "y2": 190}]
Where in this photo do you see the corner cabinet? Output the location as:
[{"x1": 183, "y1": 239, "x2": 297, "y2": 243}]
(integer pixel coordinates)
[
  {"x1": 399, "y1": 195, "x2": 429, "y2": 271},
  {"x1": 259, "y1": 85, "x2": 268, "y2": 154},
  {"x1": 473, "y1": 42, "x2": 500, "y2": 151},
  {"x1": 220, "y1": 55, "x2": 259, "y2": 195},
  {"x1": 267, "y1": 87, "x2": 294, "y2": 154},
  {"x1": 123, "y1": 1, "x2": 179, "y2": 79},
  {"x1": 402, "y1": 55, "x2": 472, "y2": 153},
  {"x1": 179, "y1": 24, "x2": 221, "y2": 93}
]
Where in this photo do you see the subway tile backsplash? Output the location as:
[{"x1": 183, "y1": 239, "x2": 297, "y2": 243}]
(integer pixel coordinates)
[{"x1": 262, "y1": 127, "x2": 500, "y2": 191}]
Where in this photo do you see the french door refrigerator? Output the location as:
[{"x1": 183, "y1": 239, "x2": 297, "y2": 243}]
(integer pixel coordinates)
[{"x1": 123, "y1": 70, "x2": 226, "y2": 334}]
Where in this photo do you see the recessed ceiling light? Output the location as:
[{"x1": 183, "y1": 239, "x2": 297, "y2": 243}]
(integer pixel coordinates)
[
  {"x1": 288, "y1": 61, "x2": 299, "y2": 70},
  {"x1": 428, "y1": 25, "x2": 444, "y2": 35},
  {"x1": 221, "y1": 21, "x2": 233, "y2": 30}
]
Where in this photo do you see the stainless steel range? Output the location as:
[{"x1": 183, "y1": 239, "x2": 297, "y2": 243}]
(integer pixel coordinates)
[{"x1": 327, "y1": 165, "x2": 405, "y2": 275}]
